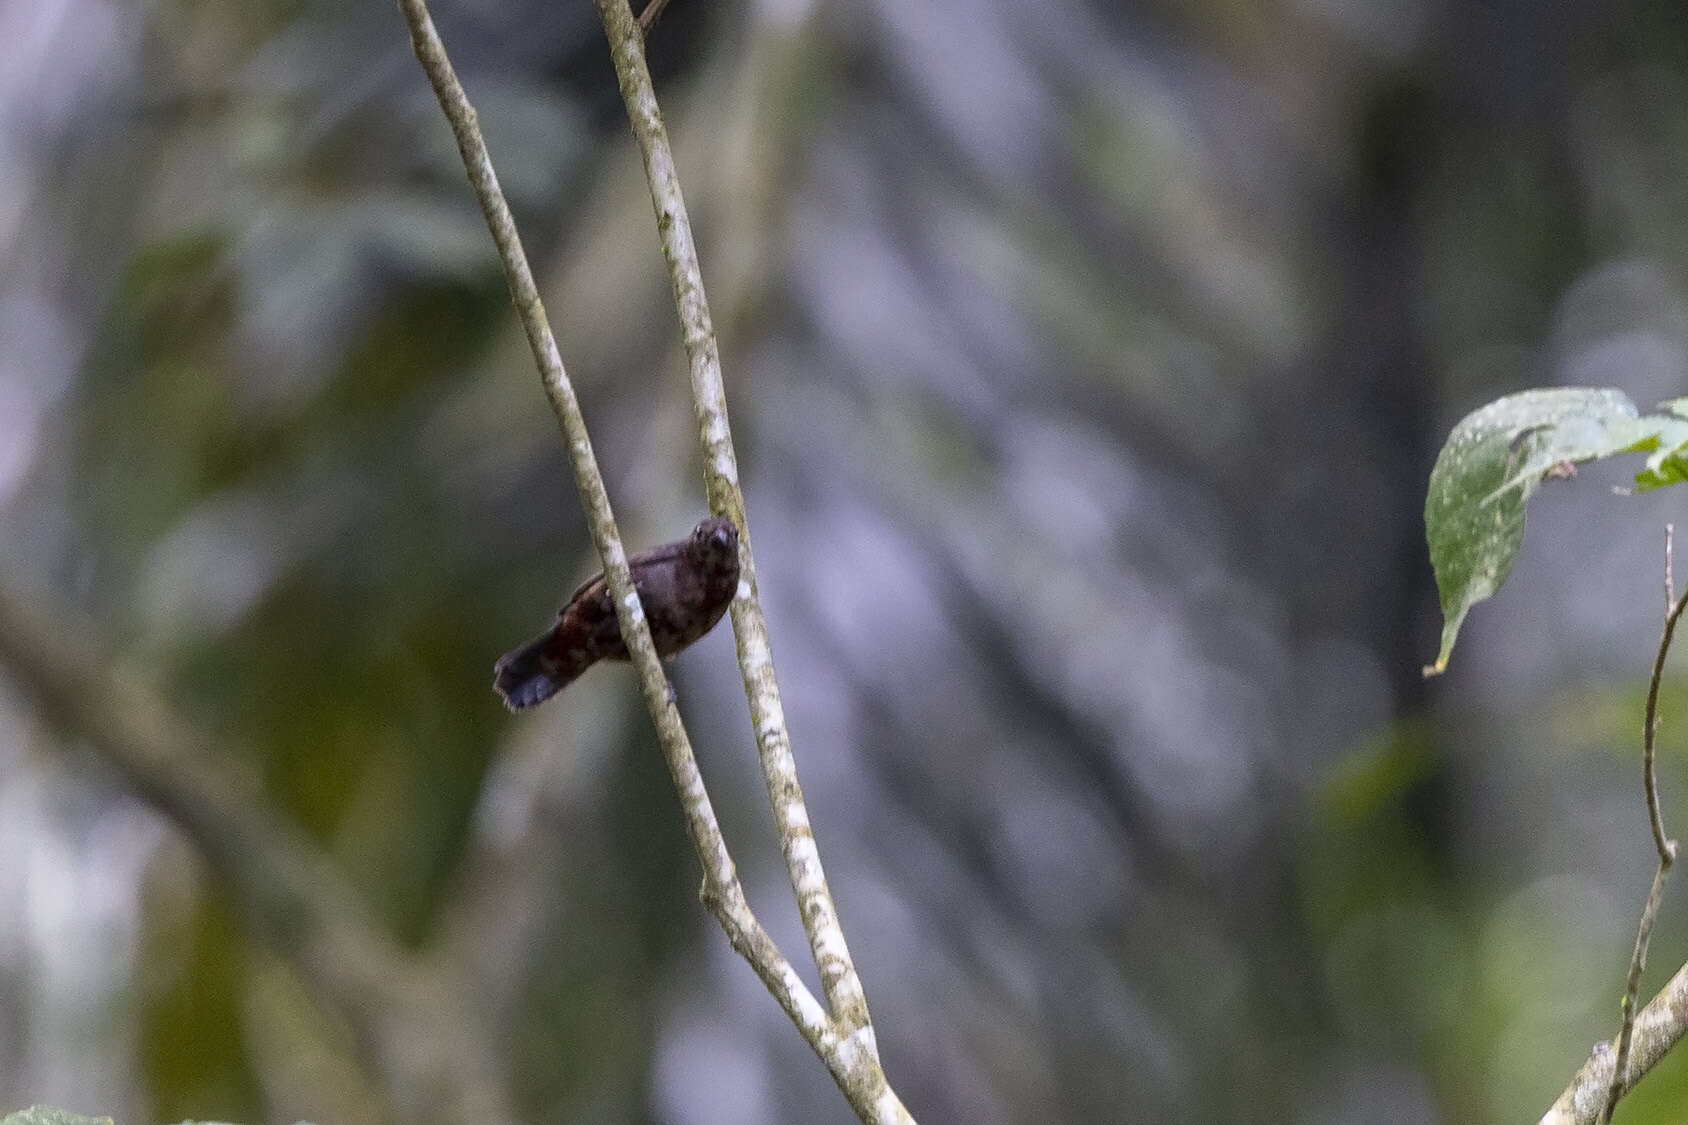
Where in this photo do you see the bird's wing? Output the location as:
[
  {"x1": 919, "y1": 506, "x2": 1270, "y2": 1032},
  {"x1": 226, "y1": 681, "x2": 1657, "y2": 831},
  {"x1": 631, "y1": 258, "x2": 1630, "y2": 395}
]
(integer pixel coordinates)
[
  {"x1": 562, "y1": 540, "x2": 686, "y2": 606},
  {"x1": 565, "y1": 572, "x2": 602, "y2": 606}
]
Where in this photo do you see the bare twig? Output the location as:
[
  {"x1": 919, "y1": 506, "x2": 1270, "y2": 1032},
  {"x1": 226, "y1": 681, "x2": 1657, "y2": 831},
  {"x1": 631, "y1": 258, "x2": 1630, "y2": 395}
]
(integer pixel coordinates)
[
  {"x1": 0, "y1": 584, "x2": 515, "y2": 1124},
  {"x1": 1643, "y1": 531, "x2": 1683, "y2": 865},
  {"x1": 399, "y1": 2, "x2": 910, "y2": 1121},
  {"x1": 1666, "y1": 525, "x2": 1675, "y2": 610},
  {"x1": 637, "y1": 0, "x2": 671, "y2": 34},
  {"x1": 1594, "y1": 531, "x2": 1686, "y2": 1123},
  {"x1": 589, "y1": 0, "x2": 881, "y2": 1042},
  {"x1": 1546, "y1": 529, "x2": 1688, "y2": 1125}
]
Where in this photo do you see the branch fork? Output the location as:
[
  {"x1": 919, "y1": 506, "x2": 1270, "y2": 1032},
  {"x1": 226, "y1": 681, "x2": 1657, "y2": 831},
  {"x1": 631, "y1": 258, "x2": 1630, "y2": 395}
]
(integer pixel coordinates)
[{"x1": 399, "y1": 0, "x2": 909, "y2": 1119}]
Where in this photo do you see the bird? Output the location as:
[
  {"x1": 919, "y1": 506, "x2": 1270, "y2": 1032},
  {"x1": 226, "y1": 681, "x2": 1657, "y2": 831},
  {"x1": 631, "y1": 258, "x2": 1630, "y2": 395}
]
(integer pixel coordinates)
[{"x1": 494, "y1": 515, "x2": 740, "y2": 709}]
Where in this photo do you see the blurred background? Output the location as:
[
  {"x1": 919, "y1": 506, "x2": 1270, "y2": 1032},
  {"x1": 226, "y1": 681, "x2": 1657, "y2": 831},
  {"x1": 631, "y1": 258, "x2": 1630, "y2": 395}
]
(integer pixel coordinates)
[{"x1": 5, "y1": 0, "x2": 1688, "y2": 1121}]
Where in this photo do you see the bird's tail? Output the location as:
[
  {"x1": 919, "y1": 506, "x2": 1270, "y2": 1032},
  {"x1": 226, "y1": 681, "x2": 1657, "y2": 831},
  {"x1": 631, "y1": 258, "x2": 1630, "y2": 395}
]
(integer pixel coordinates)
[{"x1": 493, "y1": 630, "x2": 579, "y2": 710}]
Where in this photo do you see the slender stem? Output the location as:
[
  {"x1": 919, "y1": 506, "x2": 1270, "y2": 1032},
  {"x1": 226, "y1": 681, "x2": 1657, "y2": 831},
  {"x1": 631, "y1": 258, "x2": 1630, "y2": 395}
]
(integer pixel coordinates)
[
  {"x1": 1666, "y1": 525, "x2": 1675, "y2": 610},
  {"x1": 589, "y1": 0, "x2": 878, "y2": 1043},
  {"x1": 398, "y1": 0, "x2": 736, "y2": 917},
  {"x1": 1602, "y1": 862, "x2": 1675, "y2": 1124},
  {"x1": 1641, "y1": 562, "x2": 1684, "y2": 868},
  {"x1": 399, "y1": 3, "x2": 910, "y2": 1120},
  {"x1": 637, "y1": 0, "x2": 671, "y2": 33},
  {"x1": 1598, "y1": 532, "x2": 1686, "y2": 1123}
]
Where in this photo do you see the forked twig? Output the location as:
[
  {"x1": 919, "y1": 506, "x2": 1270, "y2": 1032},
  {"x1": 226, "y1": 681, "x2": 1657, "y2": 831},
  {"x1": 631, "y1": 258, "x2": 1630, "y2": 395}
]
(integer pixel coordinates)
[
  {"x1": 588, "y1": 0, "x2": 881, "y2": 1046},
  {"x1": 398, "y1": 1, "x2": 909, "y2": 1120}
]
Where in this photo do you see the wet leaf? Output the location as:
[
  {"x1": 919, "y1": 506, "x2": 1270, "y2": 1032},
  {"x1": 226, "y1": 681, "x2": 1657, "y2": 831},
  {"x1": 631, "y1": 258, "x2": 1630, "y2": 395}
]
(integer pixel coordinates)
[{"x1": 1425, "y1": 388, "x2": 1669, "y2": 675}]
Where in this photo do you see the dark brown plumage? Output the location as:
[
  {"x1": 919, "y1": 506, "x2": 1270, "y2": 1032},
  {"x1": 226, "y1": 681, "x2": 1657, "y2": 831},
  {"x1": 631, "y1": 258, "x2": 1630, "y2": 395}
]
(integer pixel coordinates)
[{"x1": 494, "y1": 516, "x2": 740, "y2": 709}]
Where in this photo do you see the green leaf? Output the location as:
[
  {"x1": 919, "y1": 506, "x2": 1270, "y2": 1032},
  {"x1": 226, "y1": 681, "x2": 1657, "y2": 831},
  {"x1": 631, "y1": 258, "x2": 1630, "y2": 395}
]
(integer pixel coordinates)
[
  {"x1": 2, "y1": 1108, "x2": 116, "y2": 1125},
  {"x1": 1424, "y1": 387, "x2": 1657, "y2": 676},
  {"x1": 1634, "y1": 416, "x2": 1688, "y2": 492}
]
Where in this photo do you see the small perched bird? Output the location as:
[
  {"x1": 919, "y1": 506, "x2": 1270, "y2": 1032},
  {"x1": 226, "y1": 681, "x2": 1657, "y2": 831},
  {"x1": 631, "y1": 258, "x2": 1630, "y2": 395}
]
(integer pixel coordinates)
[{"x1": 494, "y1": 516, "x2": 740, "y2": 709}]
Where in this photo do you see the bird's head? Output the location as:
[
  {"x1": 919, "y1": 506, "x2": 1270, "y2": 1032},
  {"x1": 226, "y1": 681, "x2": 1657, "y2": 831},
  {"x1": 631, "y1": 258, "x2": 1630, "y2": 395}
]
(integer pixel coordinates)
[{"x1": 691, "y1": 515, "x2": 739, "y2": 567}]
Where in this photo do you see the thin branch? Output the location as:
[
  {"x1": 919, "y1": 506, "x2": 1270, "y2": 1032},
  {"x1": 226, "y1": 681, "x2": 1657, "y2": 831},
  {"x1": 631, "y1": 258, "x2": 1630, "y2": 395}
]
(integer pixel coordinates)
[
  {"x1": 1603, "y1": 862, "x2": 1676, "y2": 1124},
  {"x1": 398, "y1": 3, "x2": 910, "y2": 1121},
  {"x1": 1548, "y1": 527, "x2": 1688, "y2": 1125},
  {"x1": 0, "y1": 584, "x2": 515, "y2": 1125},
  {"x1": 1648, "y1": 529, "x2": 1684, "y2": 865},
  {"x1": 637, "y1": 0, "x2": 671, "y2": 34},
  {"x1": 1596, "y1": 532, "x2": 1686, "y2": 1123},
  {"x1": 589, "y1": 0, "x2": 881, "y2": 1044},
  {"x1": 1666, "y1": 525, "x2": 1675, "y2": 610}
]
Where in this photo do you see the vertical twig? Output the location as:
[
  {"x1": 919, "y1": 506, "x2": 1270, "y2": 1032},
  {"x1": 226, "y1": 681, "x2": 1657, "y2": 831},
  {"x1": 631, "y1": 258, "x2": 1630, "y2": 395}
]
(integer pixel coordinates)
[
  {"x1": 589, "y1": 0, "x2": 881, "y2": 1048},
  {"x1": 1665, "y1": 525, "x2": 1675, "y2": 610},
  {"x1": 398, "y1": 2, "x2": 910, "y2": 1121},
  {"x1": 1641, "y1": 529, "x2": 1682, "y2": 868},
  {"x1": 1600, "y1": 527, "x2": 1684, "y2": 1123}
]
